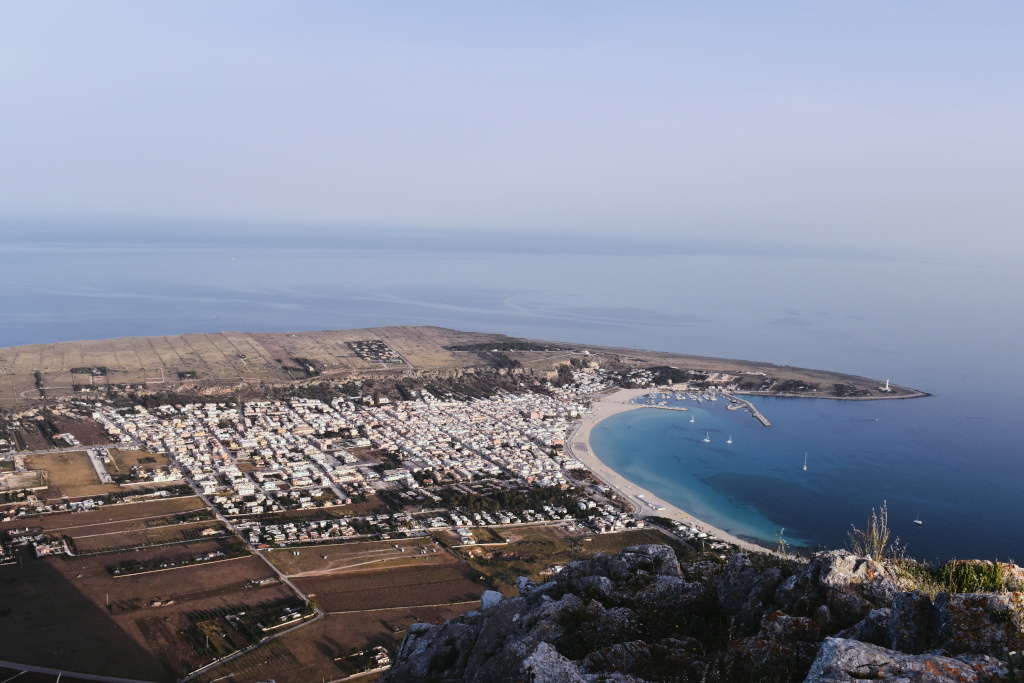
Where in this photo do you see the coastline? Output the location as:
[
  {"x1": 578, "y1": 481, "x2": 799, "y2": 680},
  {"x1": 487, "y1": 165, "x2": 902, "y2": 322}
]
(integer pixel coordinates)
[{"x1": 568, "y1": 387, "x2": 774, "y2": 555}]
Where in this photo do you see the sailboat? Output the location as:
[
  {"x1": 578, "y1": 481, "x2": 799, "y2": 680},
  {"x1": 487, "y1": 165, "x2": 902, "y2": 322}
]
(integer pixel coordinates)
[
  {"x1": 726, "y1": 435, "x2": 732, "y2": 444},
  {"x1": 690, "y1": 415, "x2": 694, "y2": 423},
  {"x1": 702, "y1": 432, "x2": 711, "y2": 443},
  {"x1": 914, "y1": 513, "x2": 923, "y2": 525},
  {"x1": 803, "y1": 453, "x2": 808, "y2": 471}
]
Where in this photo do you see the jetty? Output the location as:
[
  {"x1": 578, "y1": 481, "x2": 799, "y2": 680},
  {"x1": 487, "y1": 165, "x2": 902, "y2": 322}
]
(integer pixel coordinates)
[{"x1": 727, "y1": 396, "x2": 772, "y2": 427}]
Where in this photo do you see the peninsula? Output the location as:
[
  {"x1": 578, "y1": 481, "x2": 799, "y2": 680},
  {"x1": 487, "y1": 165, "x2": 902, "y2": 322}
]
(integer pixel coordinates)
[
  {"x1": 0, "y1": 325, "x2": 923, "y2": 410},
  {"x1": 0, "y1": 327, "x2": 926, "y2": 682}
]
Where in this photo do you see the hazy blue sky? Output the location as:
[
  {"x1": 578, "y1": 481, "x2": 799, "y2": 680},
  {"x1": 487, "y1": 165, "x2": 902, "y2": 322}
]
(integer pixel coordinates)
[{"x1": 2, "y1": 2, "x2": 1021, "y2": 259}]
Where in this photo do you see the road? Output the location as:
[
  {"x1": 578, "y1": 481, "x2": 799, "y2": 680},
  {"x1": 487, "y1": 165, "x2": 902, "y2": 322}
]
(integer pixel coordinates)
[
  {"x1": 175, "y1": 470, "x2": 325, "y2": 681},
  {"x1": 0, "y1": 659, "x2": 157, "y2": 683}
]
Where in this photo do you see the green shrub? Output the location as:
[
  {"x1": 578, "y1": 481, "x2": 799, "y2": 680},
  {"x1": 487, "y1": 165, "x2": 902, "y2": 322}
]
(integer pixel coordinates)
[{"x1": 936, "y1": 560, "x2": 1007, "y2": 593}]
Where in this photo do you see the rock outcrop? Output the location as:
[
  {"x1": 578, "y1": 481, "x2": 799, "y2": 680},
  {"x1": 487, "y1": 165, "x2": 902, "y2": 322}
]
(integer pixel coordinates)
[
  {"x1": 382, "y1": 545, "x2": 1024, "y2": 683},
  {"x1": 804, "y1": 637, "x2": 1008, "y2": 682}
]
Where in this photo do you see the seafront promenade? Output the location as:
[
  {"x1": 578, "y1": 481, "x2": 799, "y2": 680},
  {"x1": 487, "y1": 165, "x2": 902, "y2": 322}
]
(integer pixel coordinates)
[{"x1": 568, "y1": 388, "x2": 774, "y2": 555}]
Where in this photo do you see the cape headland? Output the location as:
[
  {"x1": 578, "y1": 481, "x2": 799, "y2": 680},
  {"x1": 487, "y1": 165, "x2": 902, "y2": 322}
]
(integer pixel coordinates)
[{"x1": 0, "y1": 325, "x2": 924, "y2": 409}]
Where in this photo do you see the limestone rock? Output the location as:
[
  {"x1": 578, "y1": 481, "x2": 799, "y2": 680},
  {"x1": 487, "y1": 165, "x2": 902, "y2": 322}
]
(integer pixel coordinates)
[
  {"x1": 816, "y1": 551, "x2": 898, "y2": 606},
  {"x1": 684, "y1": 559, "x2": 725, "y2": 583},
  {"x1": 889, "y1": 590, "x2": 932, "y2": 654},
  {"x1": 583, "y1": 636, "x2": 709, "y2": 682},
  {"x1": 804, "y1": 637, "x2": 1007, "y2": 682},
  {"x1": 842, "y1": 607, "x2": 891, "y2": 647},
  {"x1": 774, "y1": 550, "x2": 898, "y2": 632},
  {"x1": 384, "y1": 546, "x2": 1020, "y2": 683},
  {"x1": 480, "y1": 589, "x2": 503, "y2": 611},
  {"x1": 932, "y1": 591, "x2": 1024, "y2": 657},
  {"x1": 718, "y1": 553, "x2": 761, "y2": 614},
  {"x1": 519, "y1": 641, "x2": 588, "y2": 683}
]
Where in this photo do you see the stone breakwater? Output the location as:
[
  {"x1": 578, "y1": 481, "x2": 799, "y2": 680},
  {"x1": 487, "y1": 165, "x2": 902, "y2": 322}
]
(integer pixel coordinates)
[{"x1": 383, "y1": 545, "x2": 1024, "y2": 683}]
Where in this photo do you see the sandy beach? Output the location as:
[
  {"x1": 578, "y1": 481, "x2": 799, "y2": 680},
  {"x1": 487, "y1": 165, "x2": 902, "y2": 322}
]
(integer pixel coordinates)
[{"x1": 568, "y1": 387, "x2": 774, "y2": 555}]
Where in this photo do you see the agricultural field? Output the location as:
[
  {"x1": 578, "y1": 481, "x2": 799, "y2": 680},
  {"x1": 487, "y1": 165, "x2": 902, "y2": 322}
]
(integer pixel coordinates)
[
  {"x1": 106, "y1": 447, "x2": 171, "y2": 474},
  {"x1": 70, "y1": 519, "x2": 224, "y2": 554},
  {"x1": 2, "y1": 495, "x2": 206, "y2": 532},
  {"x1": 13, "y1": 425, "x2": 50, "y2": 451},
  {"x1": 25, "y1": 451, "x2": 118, "y2": 498},
  {"x1": 49, "y1": 418, "x2": 113, "y2": 446},
  {"x1": 0, "y1": 540, "x2": 295, "y2": 681},
  {"x1": 0, "y1": 493, "x2": 304, "y2": 682},
  {"x1": 198, "y1": 603, "x2": 471, "y2": 683},
  {"x1": 0, "y1": 325, "x2": 909, "y2": 408},
  {"x1": 294, "y1": 562, "x2": 487, "y2": 613},
  {"x1": 266, "y1": 537, "x2": 450, "y2": 577},
  {"x1": 0, "y1": 327, "x2": 500, "y2": 407}
]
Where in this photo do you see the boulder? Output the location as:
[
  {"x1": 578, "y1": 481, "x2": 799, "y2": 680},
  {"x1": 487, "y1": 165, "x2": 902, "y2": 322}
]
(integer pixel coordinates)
[
  {"x1": 816, "y1": 551, "x2": 898, "y2": 606},
  {"x1": 717, "y1": 553, "x2": 760, "y2": 614},
  {"x1": 804, "y1": 637, "x2": 1007, "y2": 682},
  {"x1": 932, "y1": 591, "x2": 1024, "y2": 657},
  {"x1": 718, "y1": 556, "x2": 785, "y2": 635},
  {"x1": 774, "y1": 550, "x2": 898, "y2": 631},
  {"x1": 519, "y1": 641, "x2": 588, "y2": 683},
  {"x1": 480, "y1": 589, "x2": 503, "y2": 611},
  {"x1": 842, "y1": 607, "x2": 891, "y2": 647},
  {"x1": 582, "y1": 544, "x2": 684, "y2": 582},
  {"x1": 582, "y1": 636, "x2": 709, "y2": 682},
  {"x1": 889, "y1": 590, "x2": 932, "y2": 654},
  {"x1": 725, "y1": 611, "x2": 822, "y2": 682},
  {"x1": 581, "y1": 639, "x2": 652, "y2": 675}
]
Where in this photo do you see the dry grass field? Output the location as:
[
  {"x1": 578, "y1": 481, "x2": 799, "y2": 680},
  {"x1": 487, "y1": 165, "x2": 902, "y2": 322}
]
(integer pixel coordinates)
[
  {"x1": 24, "y1": 451, "x2": 118, "y2": 498},
  {"x1": 0, "y1": 327, "x2": 500, "y2": 407},
  {"x1": 49, "y1": 418, "x2": 113, "y2": 446},
  {"x1": 266, "y1": 538, "x2": 451, "y2": 577},
  {"x1": 0, "y1": 325, "x2": 912, "y2": 408},
  {"x1": 0, "y1": 537, "x2": 292, "y2": 681},
  {"x1": 294, "y1": 562, "x2": 488, "y2": 613},
  {"x1": 190, "y1": 603, "x2": 471, "y2": 683},
  {"x1": 0, "y1": 494, "x2": 217, "y2": 554},
  {"x1": 14, "y1": 426, "x2": 51, "y2": 451},
  {"x1": 106, "y1": 447, "x2": 171, "y2": 474},
  {"x1": 0, "y1": 496, "x2": 206, "y2": 532},
  {"x1": 70, "y1": 520, "x2": 223, "y2": 553}
]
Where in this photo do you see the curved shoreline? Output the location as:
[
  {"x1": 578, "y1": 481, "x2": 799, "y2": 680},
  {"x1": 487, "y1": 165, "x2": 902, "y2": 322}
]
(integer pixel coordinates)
[{"x1": 568, "y1": 387, "x2": 775, "y2": 555}]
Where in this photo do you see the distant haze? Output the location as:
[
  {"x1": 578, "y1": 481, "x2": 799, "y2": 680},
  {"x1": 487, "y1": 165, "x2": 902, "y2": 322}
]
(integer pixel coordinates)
[{"x1": 2, "y1": 2, "x2": 1022, "y2": 261}]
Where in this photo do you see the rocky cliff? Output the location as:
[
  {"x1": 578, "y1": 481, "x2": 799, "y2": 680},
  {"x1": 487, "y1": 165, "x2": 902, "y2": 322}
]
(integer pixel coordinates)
[{"x1": 382, "y1": 545, "x2": 1024, "y2": 682}]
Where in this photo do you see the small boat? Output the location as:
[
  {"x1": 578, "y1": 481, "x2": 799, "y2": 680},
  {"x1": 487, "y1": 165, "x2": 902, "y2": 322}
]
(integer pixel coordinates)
[
  {"x1": 690, "y1": 415, "x2": 694, "y2": 423},
  {"x1": 702, "y1": 432, "x2": 710, "y2": 443},
  {"x1": 914, "y1": 514, "x2": 923, "y2": 525},
  {"x1": 726, "y1": 435, "x2": 732, "y2": 444},
  {"x1": 803, "y1": 453, "x2": 808, "y2": 471}
]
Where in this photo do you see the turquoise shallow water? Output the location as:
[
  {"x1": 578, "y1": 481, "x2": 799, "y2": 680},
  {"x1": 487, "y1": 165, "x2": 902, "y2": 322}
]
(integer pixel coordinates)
[{"x1": 589, "y1": 393, "x2": 1024, "y2": 563}]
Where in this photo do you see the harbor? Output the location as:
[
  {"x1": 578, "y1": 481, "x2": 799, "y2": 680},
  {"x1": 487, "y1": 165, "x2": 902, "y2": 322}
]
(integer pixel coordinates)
[
  {"x1": 633, "y1": 390, "x2": 773, "y2": 427},
  {"x1": 727, "y1": 396, "x2": 773, "y2": 426}
]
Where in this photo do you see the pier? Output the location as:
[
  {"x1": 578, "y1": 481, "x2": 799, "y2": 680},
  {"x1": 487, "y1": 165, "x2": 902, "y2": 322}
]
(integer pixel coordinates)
[{"x1": 727, "y1": 396, "x2": 772, "y2": 427}]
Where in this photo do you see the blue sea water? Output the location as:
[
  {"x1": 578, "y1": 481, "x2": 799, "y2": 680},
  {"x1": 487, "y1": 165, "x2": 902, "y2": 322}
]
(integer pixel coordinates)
[
  {"x1": 3, "y1": 220, "x2": 1023, "y2": 561},
  {"x1": 590, "y1": 394, "x2": 1023, "y2": 563}
]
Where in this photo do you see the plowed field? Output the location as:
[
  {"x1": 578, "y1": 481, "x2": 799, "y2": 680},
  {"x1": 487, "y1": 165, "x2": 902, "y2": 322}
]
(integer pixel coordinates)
[{"x1": 294, "y1": 563, "x2": 487, "y2": 613}]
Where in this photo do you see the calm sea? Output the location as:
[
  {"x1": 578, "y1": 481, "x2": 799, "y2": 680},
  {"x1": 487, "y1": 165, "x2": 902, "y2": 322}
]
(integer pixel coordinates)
[{"x1": 4, "y1": 221, "x2": 1022, "y2": 562}]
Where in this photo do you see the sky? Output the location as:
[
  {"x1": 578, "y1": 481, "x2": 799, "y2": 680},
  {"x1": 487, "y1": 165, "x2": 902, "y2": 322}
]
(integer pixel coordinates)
[{"x1": 1, "y1": 2, "x2": 1022, "y2": 260}]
